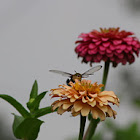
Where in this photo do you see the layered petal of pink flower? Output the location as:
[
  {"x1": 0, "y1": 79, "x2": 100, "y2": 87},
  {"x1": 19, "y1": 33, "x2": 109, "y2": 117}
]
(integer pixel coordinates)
[{"x1": 75, "y1": 27, "x2": 140, "y2": 66}]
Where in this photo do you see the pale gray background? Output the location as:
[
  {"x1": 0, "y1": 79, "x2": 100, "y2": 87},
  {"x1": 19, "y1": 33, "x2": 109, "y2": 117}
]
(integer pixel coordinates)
[{"x1": 0, "y1": 0, "x2": 140, "y2": 140}]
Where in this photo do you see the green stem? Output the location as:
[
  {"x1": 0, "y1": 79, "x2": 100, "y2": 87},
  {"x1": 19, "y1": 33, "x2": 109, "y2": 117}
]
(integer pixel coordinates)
[
  {"x1": 83, "y1": 61, "x2": 110, "y2": 140},
  {"x1": 32, "y1": 106, "x2": 55, "y2": 118},
  {"x1": 83, "y1": 118, "x2": 100, "y2": 140},
  {"x1": 101, "y1": 61, "x2": 110, "y2": 91},
  {"x1": 78, "y1": 115, "x2": 86, "y2": 140}
]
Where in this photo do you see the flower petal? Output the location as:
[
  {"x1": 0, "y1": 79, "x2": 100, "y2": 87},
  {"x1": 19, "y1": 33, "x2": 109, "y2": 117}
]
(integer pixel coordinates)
[
  {"x1": 81, "y1": 104, "x2": 90, "y2": 116},
  {"x1": 88, "y1": 100, "x2": 96, "y2": 107},
  {"x1": 52, "y1": 101, "x2": 60, "y2": 110},
  {"x1": 95, "y1": 107, "x2": 106, "y2": 121},
  {"x1": 102, "y1": 42, "x2": 110, "y2": 48},
  {"x1": 91, "y1": 107, "x2": 98, "y2": 119},
  {"x1": 57, "y1": 106, "x2": 66, "y2": 115},
  {"x1": 62, "y1": 103, "x2": 72, "y2": 110},
  {"x1": 70, "y1": 97, "x2": 76, "y2": 102},
  {"x1": 113, "y1": 40, "x2": 122, "y2": 45},
  {"x1": 82, "y1": 96, "x2": 88, "y2": 103},
  {"x1": 106, "y1": 105, "x2": 113, "y2": 117},
  {"x1": 73, "y1": 101, "x2": 83, "y2": 112},
  {"x1": 113, "y1": 110, "x2": 117, "y2": 119},
  {"x1": 99, "y1": 91, "x2": 116, "y2": 98},
  {"x1": 72, "y1": 111, "x2": 80, "y2": 116},
  {"x1": 97, "y1": 104, "x2": 108, "y2": 112},
  {"x1": 89, "y1": 43, "x2": 96, "y2": 49}
]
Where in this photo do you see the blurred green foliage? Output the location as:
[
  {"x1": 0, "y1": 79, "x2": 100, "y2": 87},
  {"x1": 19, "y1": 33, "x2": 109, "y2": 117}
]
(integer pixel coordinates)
[
  {"x1": 68, "y1": 121, "x2": 140, "y2": 140},
  {"x1": 114, "y1": 122, "x2": 140, "y2": 140},
  {"x1": 94, "y1": 122, "x2": 140, "y2": 140}
]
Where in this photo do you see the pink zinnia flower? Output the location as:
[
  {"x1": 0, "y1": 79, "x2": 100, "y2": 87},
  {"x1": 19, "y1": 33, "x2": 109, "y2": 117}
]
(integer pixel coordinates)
[{"x1": 75, "y1": 27, "x2": 140, "y2": 67}]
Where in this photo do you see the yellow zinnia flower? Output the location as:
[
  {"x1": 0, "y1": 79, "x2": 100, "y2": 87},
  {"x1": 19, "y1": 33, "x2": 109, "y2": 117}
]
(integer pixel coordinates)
[{"x1": 50, "y1": 79, "x2": 119, "y2": 121}]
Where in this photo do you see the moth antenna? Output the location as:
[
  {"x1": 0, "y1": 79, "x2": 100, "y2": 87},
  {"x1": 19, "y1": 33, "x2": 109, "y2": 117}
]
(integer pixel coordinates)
[{"x1": 74, "y1": 70, "x2": 77, "y2": 73}]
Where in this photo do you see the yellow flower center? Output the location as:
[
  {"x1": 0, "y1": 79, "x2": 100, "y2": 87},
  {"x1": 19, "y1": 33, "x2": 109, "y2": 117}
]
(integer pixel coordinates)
[
  {"x1": 100, "y1": 27, "x2": 119, "y2": 33},
  {"x1": 71, "y1": 79, "x2": 103, "y2": 97}
]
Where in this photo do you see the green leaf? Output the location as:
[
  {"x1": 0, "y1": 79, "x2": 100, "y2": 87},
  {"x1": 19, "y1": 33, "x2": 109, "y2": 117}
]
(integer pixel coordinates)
[
  {"x1": 27, "y1": 91, "x2": 47, "y2": 112},
  {"x1": 30, "y1": 80, "x2": 38, "y2": 99},
  {"x1": 12, "y1": 115, "x2": 25, "y2": 135},
  {"x1": 13, "y1": 114, "x2": 43, "y2": 140},
  {"x1": 33, "y1": 106, "x2": 55, "y2": 118},
  {"x1": 0, "y1": 94, "x2": 30, "y2": 118}
]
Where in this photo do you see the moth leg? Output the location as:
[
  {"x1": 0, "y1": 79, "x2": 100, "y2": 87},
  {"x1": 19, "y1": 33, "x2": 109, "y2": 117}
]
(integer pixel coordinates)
[{"x1": 66, "y1": 79, "x2": 71, "y2": 86}]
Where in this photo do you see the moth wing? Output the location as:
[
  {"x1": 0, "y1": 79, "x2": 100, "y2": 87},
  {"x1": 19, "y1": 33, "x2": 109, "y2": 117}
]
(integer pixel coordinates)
[
  {"x1": 49, "y1": 70, "x2": 72, "y2": 77},
  {"x1": 82, "y1": 65, "x2": 102, "y2": 77},
  {"x1": 82, "y1": 75, "x2": 89, "y2": 78}
]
